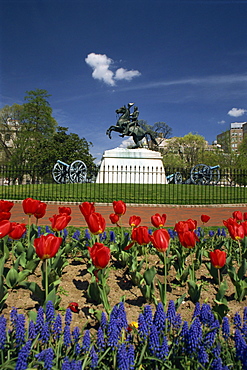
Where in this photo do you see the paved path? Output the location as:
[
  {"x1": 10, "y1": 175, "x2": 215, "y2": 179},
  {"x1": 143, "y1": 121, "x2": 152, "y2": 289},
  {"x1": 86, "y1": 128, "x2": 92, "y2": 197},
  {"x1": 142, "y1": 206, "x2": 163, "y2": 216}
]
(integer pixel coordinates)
[{"x1": 9, "y1": 201, "x2": 247, "y2": 228}]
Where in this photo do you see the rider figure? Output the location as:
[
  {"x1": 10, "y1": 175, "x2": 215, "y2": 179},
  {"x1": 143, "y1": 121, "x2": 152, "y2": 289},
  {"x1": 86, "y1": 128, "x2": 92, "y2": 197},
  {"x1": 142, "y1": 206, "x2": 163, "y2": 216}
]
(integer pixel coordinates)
[{"x1": 121, "y1": 104, "x2": 140, "y2": 136}]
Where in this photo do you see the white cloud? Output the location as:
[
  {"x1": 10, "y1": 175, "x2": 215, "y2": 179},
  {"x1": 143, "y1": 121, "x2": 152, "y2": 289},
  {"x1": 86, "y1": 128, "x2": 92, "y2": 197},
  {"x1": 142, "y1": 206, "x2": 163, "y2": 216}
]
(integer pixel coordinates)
[
  {"x1": 118, "y1": 137, "x2": 135, "y2": 148},
  {"x1": 85, "y1": 53, "x2": 141, "y2": 86},
  {"x1": 85, "y1": 53, "x2": 115, "y2": 86},
  {"x1": 218, "y1": 120, "x2": 226, "y2": 124},
  {"x1": 227, "y1": 107, "x2": 247, "y2": 117},
  {"x1": 115, "y1": 67, "x2": 141, "y2": 81}
]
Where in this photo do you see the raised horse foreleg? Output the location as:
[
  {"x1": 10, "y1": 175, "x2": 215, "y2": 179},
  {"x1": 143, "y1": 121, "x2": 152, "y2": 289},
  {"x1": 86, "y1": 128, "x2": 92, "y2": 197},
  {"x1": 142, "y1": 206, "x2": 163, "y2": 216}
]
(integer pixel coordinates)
[
  {"x1": 106, "y1": 126, "x2": 114, "y2": 139},
  {"x1": 106, "y1": 125, "x2": 122, "y2": 139}
]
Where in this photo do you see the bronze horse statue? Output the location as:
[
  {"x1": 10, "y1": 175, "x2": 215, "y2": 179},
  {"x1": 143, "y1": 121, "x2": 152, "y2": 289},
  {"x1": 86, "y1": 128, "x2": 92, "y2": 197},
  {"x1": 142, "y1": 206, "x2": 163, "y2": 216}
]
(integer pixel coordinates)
[{"x1": 106, "y1": 105, "x2": 158, "y2": 148}]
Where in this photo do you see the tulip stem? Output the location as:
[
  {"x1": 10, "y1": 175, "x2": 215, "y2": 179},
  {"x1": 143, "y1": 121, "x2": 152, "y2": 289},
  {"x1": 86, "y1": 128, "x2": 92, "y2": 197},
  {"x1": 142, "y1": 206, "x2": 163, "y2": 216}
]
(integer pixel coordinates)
[
  {"x1": 28, "y1": 215, "x2": 31, "y2": 245},
  {"x1": 218, "y1": 268, "x2": 221, "y2": 286},
  {"x1": 43, "y1": 259, "x2": 49, "y2": 303},
  {"x1": 164, "y1": 251, "x2": 167, "y2": 307},
  {"x1": 238, "y1": 240, "x2": 242, "y2": 265},
  {"x1": 190, "y1": 250, "x2": 195, "y2": 281}
]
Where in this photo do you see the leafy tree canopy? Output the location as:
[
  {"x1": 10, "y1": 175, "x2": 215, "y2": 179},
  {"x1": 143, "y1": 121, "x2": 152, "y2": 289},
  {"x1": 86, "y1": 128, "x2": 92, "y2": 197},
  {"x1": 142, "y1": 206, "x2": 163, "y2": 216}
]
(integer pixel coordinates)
[
  {"x1": 33, "y1": 127, "x2": 97, "y2": 178},
  {"x1": 0, "y1": 90, "x2": 97, "y2": 180},
  {"x1": 236, "y1": 137, "x2": 247, "y2": 170},
  {"x1": 163, "y1": 133, "x2": 206, "y2": 167},
  {"x1": 20, "y1": 89, "x2": 57, "y2": 138}
]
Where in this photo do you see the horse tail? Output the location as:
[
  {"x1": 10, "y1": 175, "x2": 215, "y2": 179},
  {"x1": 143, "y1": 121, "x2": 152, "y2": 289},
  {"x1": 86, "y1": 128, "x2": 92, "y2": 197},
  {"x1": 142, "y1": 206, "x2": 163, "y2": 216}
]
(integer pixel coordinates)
[{"x1": 145, "y1": 132, "x2": 159, "y2": 147}]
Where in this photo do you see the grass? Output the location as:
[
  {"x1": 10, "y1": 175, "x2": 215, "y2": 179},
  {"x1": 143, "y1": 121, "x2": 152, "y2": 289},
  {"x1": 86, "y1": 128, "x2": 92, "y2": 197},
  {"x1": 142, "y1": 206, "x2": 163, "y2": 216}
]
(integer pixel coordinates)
[{"x1": 0, "y1": 182, "x2": 246, "y2": 204}]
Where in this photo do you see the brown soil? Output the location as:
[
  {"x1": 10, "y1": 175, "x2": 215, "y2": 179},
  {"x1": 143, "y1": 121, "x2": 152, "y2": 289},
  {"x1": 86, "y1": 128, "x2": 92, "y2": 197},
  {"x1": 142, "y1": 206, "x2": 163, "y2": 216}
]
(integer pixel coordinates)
[{"x1": 2, "y1": 252, "x2": 247, "y2": 329}]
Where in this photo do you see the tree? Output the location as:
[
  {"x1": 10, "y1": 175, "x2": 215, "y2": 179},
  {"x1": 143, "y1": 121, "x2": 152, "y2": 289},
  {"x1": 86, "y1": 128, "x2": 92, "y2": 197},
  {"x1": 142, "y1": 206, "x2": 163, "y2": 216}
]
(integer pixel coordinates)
[
  {"x1": 8, "y1": 89, "x2": 58, "y2": 167},
  {"x1": 0, "y1": 90, "x2": 97, "y2": 182},
  {"x1": 236, "y1": 137, "x2": 247, "y2": 170},
  {"x1": 31, "y1": 127, "x2": 97, "y2": 180},
  {"x1": 20, "y1": 89, "x2": 57, "y2": 138},
  {"x1": 163, "y1": 133, "x2": 207, "y2": 168},
  {"x1": 139, "y1": 120, "x2": 172, "y2": 139},
  {"x1": 137, "y1": 120, "x2": 172, "y2": 150},
  {"x1": 0, "y1": 104, "x2": 23, "y2": 161}
]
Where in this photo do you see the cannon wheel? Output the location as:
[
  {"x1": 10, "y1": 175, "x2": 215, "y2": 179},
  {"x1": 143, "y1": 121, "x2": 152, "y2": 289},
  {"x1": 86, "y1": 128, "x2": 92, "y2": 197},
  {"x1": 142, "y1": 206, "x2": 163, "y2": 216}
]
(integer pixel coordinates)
[
  {"x1": 69, "y1": 160, "x2": 87, "y2": 183},
  {"x1": 52, "y1": 162, "x2": 70, "y2": 184},
  {"x1": 174, "y1": 172, "x2": 183, "y2": 184},
  {"x1": 209, "y1": 167, "x2": 221, "y2": 185},
  {"x1": 190, "y1": 164, "x2": 212, "y2": 185}
]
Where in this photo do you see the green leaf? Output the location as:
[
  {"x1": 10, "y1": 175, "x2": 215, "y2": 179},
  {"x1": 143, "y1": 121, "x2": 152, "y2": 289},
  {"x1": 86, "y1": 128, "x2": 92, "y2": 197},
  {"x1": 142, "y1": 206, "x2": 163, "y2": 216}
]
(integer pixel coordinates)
[
  {"x1": 212, "y1": 302, "x2": 229, "y2": 322},
  {"x1": 44, "y1": 287, "x2": 60, "y2": 308},
  {"x1": 17, "y1": 269, "x2": 31, "y2": 284},
  {"x1": 15, "y1": 241, "x2": 25, "y2": 255},
  {"x1": 0, "y1": 289, "x2": 8, "y2": 311},
  {"x1": 20, "y1": 281, "x2": 44, "y2": 301},
  {"x1": 237, "y1": 259, "x2": 247, "y2": 280},
  {"x1": 130, "y1": 271, "x2": 143, "y2": 285},
  {"x1": 174, "y1": 293, "x2": 187, "y2": 310},
  {"x1": 13, "y1": 255, "x2": 22, "y2": 270},
  {"x1": 215, "y1": 280, "x2": 228, "y2": 302},
  {"x1": 204, "y1": 261, "x2": 219, "y2": 284},
  {"x1": 143, "y1": 266, "x2": 156, "y2": 285},
  {"x1": 5, "y1": 267, "x2": 18, "y2": 288},
  {"x1": 19, "y1": 252, "x2": 27, "y2": 269},
  {"x1": 87, "y1": 281, "x2": 101, "y2": 303},
  {"x1": 25, "y1": 258, "x2": 40, "y2": 272},
  {"x1": 187, "y1": 280, "x2": 202, "y2": 303},
  {"x1": 157, "y1": 280, "x2": 166, "y2": 305},
  {"x1": 0, "y1": 256, "x2": 6, "y2": 276},
  {"x1": 26, "y1": 244, "x2": 35, "y2": 260},
  {"x1": 28, "y1": 310, "x2": 37, "y2": 322}
]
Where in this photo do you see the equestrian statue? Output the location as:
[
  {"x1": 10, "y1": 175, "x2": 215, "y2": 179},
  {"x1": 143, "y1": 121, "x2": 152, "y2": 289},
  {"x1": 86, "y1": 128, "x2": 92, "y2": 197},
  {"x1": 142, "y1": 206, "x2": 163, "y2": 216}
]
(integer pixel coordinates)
[{"x1": 106, "y1": 103, "x2": 158, "y2": 148}]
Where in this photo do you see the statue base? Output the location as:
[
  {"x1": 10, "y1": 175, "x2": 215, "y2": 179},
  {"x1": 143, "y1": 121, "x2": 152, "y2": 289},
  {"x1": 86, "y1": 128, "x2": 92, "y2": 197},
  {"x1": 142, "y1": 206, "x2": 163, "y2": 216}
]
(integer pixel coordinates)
[{"x1": 96, "y1": 148, "x2": 167, "y2": 184}]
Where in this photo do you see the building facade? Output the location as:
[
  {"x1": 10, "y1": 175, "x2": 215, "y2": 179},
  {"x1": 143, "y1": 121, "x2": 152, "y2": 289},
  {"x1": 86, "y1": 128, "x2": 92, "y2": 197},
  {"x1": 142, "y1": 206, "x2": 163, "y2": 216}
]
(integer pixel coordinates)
[{"x1": 217, "y1": 122, "x2": 247, "y2": 152}]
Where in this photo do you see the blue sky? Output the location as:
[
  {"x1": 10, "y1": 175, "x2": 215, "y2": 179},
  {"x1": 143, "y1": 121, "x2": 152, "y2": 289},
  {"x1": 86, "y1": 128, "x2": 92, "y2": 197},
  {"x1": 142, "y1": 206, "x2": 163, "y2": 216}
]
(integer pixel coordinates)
[{"x1": 1, "y1": 0, "x2": 247, "y2": 163}]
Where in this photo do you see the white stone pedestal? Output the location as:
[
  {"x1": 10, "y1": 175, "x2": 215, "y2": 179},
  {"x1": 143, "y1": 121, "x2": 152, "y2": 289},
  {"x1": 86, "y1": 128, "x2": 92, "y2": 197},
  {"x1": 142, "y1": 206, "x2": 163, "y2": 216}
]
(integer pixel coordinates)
[{"x1": 96, "y1": 148, "x2": 167, "y2": 184}]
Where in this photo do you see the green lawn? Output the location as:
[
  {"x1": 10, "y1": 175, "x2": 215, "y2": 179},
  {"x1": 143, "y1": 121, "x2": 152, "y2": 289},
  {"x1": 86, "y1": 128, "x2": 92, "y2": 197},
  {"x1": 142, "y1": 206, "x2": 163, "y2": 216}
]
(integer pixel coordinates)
[{"x1": 0, "y1": 182, "x2": 246, "y2": 204}]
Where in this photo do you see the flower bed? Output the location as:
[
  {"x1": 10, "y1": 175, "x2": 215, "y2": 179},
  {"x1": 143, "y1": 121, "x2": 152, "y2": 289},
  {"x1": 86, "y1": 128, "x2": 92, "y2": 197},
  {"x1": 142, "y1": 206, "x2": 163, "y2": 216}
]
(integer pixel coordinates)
[{"x1": 1, "y1": 198, "x2": 247, "y2": 368}]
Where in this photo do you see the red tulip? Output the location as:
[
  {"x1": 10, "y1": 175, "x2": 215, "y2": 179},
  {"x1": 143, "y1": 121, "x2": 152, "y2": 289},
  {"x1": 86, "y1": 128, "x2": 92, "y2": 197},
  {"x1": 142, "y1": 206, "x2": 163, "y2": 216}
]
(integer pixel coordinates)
[
  {"x1": 0, "y1": 220, "x2": 12, "y2": 238},
  {"x1": 129, "y1": 215, "x2": 141, "y2": 227},
  {"x1": 131, "y1": 226, "x2": 150, "y2": 245},
  {"x1": 241, "y1": 221, "x2": 247, "y2": 235},
  {"x1": 178, "y1": 230, "x2": 199, "y2": 249},
  {"x1": 113, "y1": 200, "x2": 126, "y2": 216},
  {"x1": 9, "y1": 222, "x2": 26, "y2": 240},
  {"x1": 151, "y1": 213, "x2": 167, "y2": 228},
  {"x1": 34, "y1": 234, "x2": 63, "y2": 260},
  {"x1": 243, "y1": 212, "x2": 247, "y2": 221},
  {"x1": 210, "y1": 249, "x2": 226, "y2": 269},
  {"x1": 223, "y1": 218, "x2": 245, "y2": 240},
  {"x1": 59, "y1": 206, "x2": 71, "y2": 215},
  {"x1": 0, "y1": 211, "x2": 11, "y2": 221},
  {"x1": 232, "y1": 211, "x2": 243, "y2": 222},
  {"x1": 186, "y1": 219, "x2": 197, "y2": 230},
  {"x1": 88, "y1": 242, "x2": 110, "y2": 269},
  {"x1": 49, "y1": 213, "x2": 71, "y2": 232},
  {"x1": 175, "y1": 219, "x2": 197, "y2": 234},
  {"x1": 68, "y1": 302, "x2": 79, "y2": 313},
  {"x1": 79, "y1": 202, "x2": 95, "y2": 218},
  {"x1": 174, "y1": 221, "x2": 189, "y2": 234},
  {"x1": 201, "y1": 214, "x2": 210, "y2": 224},
  {"x1": 0, "y1": 200, "x2": 14, "y2": 212},
  {"x1": 86, "y1": 212, "x2": 106, "y2": 235},
  {"x1": 22, "y1": 198, "x2": 40, "y2": 215},
  {"x1": 149, "y1": 228, "x2": 170, "y2": 252},
  {"x1": 109, "y1": 213, "x2": 119, "y2": 224},
  {"x1": 34, "y1": 202, "x2": 47, "y2": 219}
]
